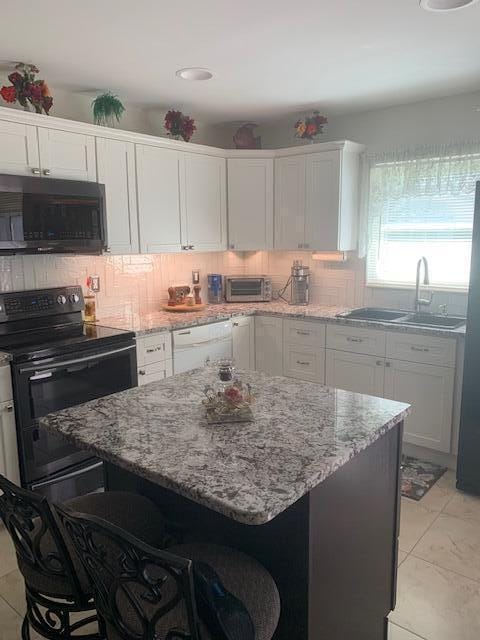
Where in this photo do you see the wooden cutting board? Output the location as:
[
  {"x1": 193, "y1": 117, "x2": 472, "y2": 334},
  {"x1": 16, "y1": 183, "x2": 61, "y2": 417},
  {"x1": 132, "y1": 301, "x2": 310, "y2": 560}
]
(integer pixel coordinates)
[{"x1": 162, "y1": 304, "x2": 207, "y2": 313}]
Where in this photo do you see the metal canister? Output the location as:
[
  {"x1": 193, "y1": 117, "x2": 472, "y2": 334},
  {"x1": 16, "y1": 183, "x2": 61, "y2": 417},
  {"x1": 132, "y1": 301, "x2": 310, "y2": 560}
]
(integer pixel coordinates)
[
  {"x1": 290, "y1": 261, "x2": 310, "y2": 305},
  {"x1": 207, "y1": 274, "x2": 223, "y2": 304}
]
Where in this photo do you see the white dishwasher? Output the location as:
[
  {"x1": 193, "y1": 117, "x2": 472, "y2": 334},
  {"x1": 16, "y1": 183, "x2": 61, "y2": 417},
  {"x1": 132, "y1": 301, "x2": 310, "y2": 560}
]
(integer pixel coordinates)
[{"x1": 173, "y1": 321, "x2": 233, "y2": 374}]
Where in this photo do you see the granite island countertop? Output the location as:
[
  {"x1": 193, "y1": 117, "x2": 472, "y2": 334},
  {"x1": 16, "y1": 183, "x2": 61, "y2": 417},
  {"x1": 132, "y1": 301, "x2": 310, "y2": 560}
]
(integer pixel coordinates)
[
  {"x1": 96, "y1": 301, "x2": 466, "y2": 339},
  {"x1": 40, "y1": 368, "x2": 410, "y2": 525}
]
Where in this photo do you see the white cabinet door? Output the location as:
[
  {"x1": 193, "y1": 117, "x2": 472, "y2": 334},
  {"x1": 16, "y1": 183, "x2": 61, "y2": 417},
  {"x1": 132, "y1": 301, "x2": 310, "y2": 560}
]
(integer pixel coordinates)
[
  {"x1": 305, "y1": 151, "x2": 341, "y2": 251},
  {"x1": 0, "y1": 401, "x2": 20, "y2": 485},
  {"x1": 96, "y1": 138, "x2": 139, "y2": 254},
  {"x1": 0, "y1": 120, "x2": 40, "y2": 175},
  {"x1": 274, "y1": 155, "x2": 305, "y2": 249},
  {"x1": 284, "y1": 343, "x2": 325, "y2": 383},
  {"x1": 181, "y1": 154, "x2": 226, "y2": 251},
  {"x1": 384, "y1": 359, "x2": 454, "y2": 453},
  {"x1": 227, "y1": 158, "x2": 273, "y2": 250},
  {"x1": 37, "y1": 127, "x2": 96, "y2": 180},
  {"x1": 325, "y1": 349, "x2": 385, "y2": 397},
  {"x1": 255, "y1": 315, "x2": 283, "y2": 375},
  {"x1": 232, "y1": 316, "x2": 255, "y2": 370},
  {"x1": 136, "y1": 145, "x2": 183, "y2": 253},
  {"x1": 138, "y1": 360, "x2": 173, "y2": 386}
]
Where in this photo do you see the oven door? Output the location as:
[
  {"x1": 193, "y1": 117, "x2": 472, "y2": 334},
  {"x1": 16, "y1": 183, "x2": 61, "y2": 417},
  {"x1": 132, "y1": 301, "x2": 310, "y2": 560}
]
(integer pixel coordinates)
[
  {"x1": 14, "y1": 342, "x2": 137, "y2": 484},
  {"x1": 29, "y1": 459, "x2": 105, "y2": 503}
]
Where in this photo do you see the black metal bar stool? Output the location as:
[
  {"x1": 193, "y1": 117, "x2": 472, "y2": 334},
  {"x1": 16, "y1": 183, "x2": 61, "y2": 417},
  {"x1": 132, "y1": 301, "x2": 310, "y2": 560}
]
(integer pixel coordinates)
[
  {"x1": 0, "y1": 474, "x2": 167, "y2": 640},
  {"x1": 56, "y1": 503, "x2": 281, "y2": 640}
]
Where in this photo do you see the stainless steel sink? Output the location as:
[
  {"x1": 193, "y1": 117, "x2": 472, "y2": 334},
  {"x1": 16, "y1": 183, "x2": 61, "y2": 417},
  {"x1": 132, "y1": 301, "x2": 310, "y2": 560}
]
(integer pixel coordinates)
[
  {"x1": 337, "y1": 308, "x2": 409, "y2": 322},
  {"x1": 337, "y1": 308, "x2": 466, "y2": 330},
  {"x1": 398, "y1": 313, "x2": 466, "y2": 330}
]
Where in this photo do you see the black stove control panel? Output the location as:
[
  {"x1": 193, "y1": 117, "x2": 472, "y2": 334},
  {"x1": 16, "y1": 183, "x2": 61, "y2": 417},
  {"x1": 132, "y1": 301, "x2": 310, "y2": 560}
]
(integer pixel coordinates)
[{"x1": 0, "y1": 286, "x2": 84, "y2": 322}]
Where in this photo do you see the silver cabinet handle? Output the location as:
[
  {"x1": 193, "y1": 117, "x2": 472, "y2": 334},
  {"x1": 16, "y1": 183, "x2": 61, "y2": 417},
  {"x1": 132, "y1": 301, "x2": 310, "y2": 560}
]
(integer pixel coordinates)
[
  {"x1": 296, "y1": 360, "x2": 310, "y2": 366},
  {"x1": 411, "y1": 346, "x2": 429, "y2": 352},
  {"x1": 146, "y1": 346, "x2": 164, "y2": 353},
  {"x1": 181, "y1": 245, "x2": 188, "y2": 250},
  {"x1": 188, "y1": 245, "x2": 194, "y2": 250},
  {"x1": 296, "y1": 330, "x2": 310, "y2": 336},
  {"x1": 178, "y1": 330, "x2": 191, "y2": 335},
  {"x1": 346, "y1": 337, "x2": 363, "y2": 343},
  {"x1": 43, "y1": 169, "x2": 51, "y2": 176},
  {"x1": 104, "y1": 247, "x2": 112, "y2": 253},
  {"x1": 31, "y1": 168, "x2": 41, "y2": 175},
  {"x1": 233, "y1": 322, "x2": 239, "y2": 327},
  {"x1": 376, "y1": 360, "x2": 383, "y2": 366},
  {"x1": 229, "y1": 244, "x2": 235, "y2": 250},
  {"x1": 5, "y1": 405, "x2": 13, "y2": 412},
  {"x1": 385, "y1": 361, "x2": 391, "y2": 367},
  {"x1": 138, "y1": 369, "x2": 146, "y2": 375}
]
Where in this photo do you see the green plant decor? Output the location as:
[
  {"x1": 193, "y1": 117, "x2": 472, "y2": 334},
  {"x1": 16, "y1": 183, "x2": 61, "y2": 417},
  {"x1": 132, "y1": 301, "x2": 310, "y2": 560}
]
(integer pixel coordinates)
[{"x1": 92, "y1": 92, "x2": 125, "y2": 127}]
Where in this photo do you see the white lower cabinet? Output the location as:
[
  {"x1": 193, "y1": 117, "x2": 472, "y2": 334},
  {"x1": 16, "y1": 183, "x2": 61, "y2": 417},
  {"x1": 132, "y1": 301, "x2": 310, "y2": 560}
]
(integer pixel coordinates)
[
  {"x1": 384, "y1": 359, "x2": 455, "y2": 454},
  {"x1": 138, "y1": 360, "x2": 173, "y2": 386},
  {"x1": 255, "y1": 316, "x2": 283, "y2": 376},
  {"x1": 0, "y1": 401, "x2": 20, "y2": 485},
  {"x1": 284, "y1": 344, "x2": 325, "y2": 383},
  {"x1": 232, "y1": 317, "x2": 255, "y2": 370},
  {"x1": 325, "y1": 350, "x2": 385, "y2": 397}
]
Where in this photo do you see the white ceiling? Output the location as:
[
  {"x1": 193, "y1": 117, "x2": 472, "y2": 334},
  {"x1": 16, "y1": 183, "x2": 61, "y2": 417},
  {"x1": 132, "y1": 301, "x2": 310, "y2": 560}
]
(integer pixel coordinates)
[{"x1": 1, "y1": 0, "x2": 480, "y2": 123}]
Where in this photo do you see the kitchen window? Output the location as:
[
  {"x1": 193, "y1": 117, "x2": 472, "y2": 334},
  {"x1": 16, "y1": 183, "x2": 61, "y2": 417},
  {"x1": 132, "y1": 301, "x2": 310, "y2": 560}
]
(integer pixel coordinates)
[{"x1": 364, "y1": 143, "x2": 480, "y2": 289}]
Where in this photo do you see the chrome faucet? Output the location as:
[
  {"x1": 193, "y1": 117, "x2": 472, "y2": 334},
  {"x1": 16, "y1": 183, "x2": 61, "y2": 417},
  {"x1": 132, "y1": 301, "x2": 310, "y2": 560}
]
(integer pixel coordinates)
[{"x1": 414, "y1": 257, "x2": 433, "y2": 313}]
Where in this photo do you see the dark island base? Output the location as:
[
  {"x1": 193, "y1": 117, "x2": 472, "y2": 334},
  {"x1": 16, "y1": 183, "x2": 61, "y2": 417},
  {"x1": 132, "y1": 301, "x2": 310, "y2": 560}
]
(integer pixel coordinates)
[{"x1": 105, "y1": 422, "x2": 403, "y2": 640}]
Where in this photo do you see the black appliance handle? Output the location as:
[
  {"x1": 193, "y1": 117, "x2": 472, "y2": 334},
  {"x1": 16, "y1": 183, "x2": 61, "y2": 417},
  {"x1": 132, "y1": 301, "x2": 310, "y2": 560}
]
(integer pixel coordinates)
[
  {"x1": 20, "y1": 344, "x2": 136, "y2": 375},
  {"x1": 30, "y1": 460, "x2": 103, "y2": 490}
]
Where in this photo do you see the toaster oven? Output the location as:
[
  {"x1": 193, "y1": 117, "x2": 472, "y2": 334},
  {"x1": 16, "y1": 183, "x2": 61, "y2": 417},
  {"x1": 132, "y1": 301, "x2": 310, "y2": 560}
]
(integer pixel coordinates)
[{"x1": 225, "y1": 276, "x2": 272, "y2": 302}]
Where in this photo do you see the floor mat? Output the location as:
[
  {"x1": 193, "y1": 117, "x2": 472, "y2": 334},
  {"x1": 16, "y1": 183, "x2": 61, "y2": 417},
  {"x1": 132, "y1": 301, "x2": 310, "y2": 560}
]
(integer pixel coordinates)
[{"x1": 401, "y1": 455, "x2": 448, "y2": 501}]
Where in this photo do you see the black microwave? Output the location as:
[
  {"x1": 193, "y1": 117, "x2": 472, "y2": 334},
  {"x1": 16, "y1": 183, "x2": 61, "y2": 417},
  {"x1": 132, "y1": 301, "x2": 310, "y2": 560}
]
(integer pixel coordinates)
[{"x1": 0, "y1": 173, "x2": 106, "y2": 254}]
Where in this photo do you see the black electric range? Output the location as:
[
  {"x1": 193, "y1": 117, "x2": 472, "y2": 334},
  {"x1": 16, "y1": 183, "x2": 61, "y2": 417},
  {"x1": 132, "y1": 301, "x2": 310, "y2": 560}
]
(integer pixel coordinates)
[{"x1": 0, "y1": 286, "x2": 137, "y2": 502}]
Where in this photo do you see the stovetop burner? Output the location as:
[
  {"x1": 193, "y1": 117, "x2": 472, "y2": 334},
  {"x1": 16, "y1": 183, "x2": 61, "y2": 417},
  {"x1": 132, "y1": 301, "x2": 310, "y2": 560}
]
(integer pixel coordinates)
[{"x1": 0, "y1": 286, "x2": 134, "y2": 363}]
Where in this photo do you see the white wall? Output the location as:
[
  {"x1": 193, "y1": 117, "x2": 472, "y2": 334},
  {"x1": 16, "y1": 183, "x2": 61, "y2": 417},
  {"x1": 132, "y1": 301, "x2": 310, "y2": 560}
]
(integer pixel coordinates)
[
  {"x1": 0, "y1": 75, "x2": 233, "y2": 147},
  {"x1": 254, "y1": 89, "x2": 480, "y2": 152}
]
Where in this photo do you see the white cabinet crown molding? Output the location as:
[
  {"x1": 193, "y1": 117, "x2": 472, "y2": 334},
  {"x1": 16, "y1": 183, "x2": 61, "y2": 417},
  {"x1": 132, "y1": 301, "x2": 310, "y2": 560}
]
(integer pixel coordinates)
[{"x1": 0, "y1": 105, "x2": 364, "y2": 159}]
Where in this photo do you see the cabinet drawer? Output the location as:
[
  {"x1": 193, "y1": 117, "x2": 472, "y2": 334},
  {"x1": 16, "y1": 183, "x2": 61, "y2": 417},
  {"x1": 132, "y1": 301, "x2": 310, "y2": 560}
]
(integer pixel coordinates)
[
  {"x1": 326, "y1": 325, "x2": 386, "y2": 357},
  {"x1": 283, "y1": 319, "x2": 325, "y2": 347},
  {"x1": 136, "y1": 332, "x2": 172, "y2": 366},
  {"x1": 386, "y1": 332, "x2": 456, "y2": 367},
  {"x1": 283, "y1": 344, "x2": 325, "y2": 384},
  {"x1": 0, "y1": 362, "x2": 12, "y2": 403},
  {"x1": 138, "y1": 360, "x2": 173, "y2": 386}
]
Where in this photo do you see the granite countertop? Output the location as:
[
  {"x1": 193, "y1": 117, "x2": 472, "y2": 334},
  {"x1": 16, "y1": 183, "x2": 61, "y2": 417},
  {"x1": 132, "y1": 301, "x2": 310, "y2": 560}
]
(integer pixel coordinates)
[
  {"x1": 96, "y1": 301, "x2": 466, "y2": 339},
  {"x1": 40, "y1": 368, "x2": 410, "y2": 525}
]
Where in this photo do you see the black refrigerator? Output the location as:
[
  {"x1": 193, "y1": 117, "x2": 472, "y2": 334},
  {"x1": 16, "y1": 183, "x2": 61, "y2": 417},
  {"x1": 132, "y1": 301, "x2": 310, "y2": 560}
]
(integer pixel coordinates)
[{"x1": 457, "y1": 181, "x2": 480, "y2": 493}]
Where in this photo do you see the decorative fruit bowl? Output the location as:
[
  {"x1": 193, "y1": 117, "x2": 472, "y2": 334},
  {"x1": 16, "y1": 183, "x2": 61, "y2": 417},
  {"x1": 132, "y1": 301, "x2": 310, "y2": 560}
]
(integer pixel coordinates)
[{"x1": 202, "y1": 379, "x2": 254, "y2": 425}]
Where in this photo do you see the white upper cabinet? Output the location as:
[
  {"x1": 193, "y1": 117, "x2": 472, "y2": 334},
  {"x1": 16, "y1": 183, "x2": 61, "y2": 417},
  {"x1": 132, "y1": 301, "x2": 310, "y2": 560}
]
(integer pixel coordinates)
[
  {"x1": 136, "y1": 144, "x2": 183, "y2": 253},
  {"x1": 274, "y1": 155, "x2": 306, "y2": 250},
  {"x1": 274, "y1": 144, "x2": 361, "y2": 251},
  {"x1": 0, "y1": 120, "x2": 40, "y2": 175},
  {"x1": 96, "y1": 137, "x2": 139, "y2": 255},
  {"x1": 37, "y1": 127, "x2": 96, "y2": 181},
  {"x1": 227, "y1": 158, "x2": 273, "y2": 251},
  {"x1": 181, "y1": 153, "x2": 227, "y2": 252}
]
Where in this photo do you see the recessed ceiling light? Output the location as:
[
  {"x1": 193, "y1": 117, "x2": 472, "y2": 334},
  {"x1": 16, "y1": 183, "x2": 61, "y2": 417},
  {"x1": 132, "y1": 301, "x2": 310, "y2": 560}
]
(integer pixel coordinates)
[
  {"x1": 420, "y1": 0, "x2": 479, "y2": 11},
  {"x1": 176, "y1": 68, "x2": 213, "y2": 81}
]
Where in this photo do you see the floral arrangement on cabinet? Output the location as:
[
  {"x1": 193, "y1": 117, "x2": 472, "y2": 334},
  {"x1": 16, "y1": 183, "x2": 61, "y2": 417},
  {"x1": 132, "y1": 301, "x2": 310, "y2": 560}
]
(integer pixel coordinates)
[
  {"x1": 164, "y1": 109, "x2": 196, "y2": 142},
  {"x1": 0, "y1": 63, "x2": 53, "y2": 114},
  {"x1": 294, "y1": 111, "x2": 328, "y2": 141}
]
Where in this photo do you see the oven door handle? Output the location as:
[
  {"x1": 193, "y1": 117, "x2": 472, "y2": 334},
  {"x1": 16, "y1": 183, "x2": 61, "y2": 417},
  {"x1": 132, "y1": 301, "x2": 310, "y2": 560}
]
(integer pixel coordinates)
[
  {"x1": 20, "y1": 344, "x2": 136, "y2": 375},
  {"x1": 30, "y1": 461, "x2": 103, "y2": 490}
]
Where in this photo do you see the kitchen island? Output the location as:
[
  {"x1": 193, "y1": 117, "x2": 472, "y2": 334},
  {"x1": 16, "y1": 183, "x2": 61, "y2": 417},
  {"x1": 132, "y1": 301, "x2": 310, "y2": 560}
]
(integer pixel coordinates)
[{"x1": 40, "y1": 368, "x2": 410, "y2": 640}]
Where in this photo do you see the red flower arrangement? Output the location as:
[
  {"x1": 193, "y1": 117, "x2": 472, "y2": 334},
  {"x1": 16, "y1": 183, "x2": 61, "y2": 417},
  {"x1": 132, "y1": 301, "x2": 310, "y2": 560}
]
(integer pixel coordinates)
[
  {"x1": 0, "y1": 63, "x2": 53, "y2": 115},
  {"x1": 294, "y1": 111, "x2": 328, "y2": 141},
  {"x1": 164, "y1": 109, "x2": 196, "y2": 142}
]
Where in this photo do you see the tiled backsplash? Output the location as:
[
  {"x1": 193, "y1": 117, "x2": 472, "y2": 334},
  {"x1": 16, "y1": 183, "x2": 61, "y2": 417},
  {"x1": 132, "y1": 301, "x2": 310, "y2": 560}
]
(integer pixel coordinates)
[{"x1": 0, "y1": 250, "x2": 469, "y2": 317}]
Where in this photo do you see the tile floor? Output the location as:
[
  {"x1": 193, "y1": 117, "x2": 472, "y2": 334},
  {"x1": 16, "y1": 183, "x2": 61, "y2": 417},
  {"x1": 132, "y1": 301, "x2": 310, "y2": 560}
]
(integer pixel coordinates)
[{"x1": 0, "y1": 470, "x2": 478, "y2": 639}]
